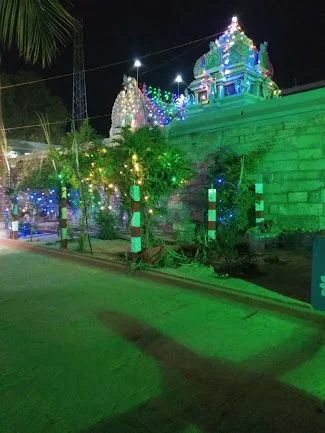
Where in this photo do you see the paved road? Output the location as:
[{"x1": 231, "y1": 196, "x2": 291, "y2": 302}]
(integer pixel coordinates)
[{"x1": 1, "y1": 244, "x2": 325, "y2": 433}]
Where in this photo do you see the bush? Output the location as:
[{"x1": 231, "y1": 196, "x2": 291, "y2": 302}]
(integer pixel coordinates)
[{"x1": 95, "y1": 210, "x2": 117, "y2": 240}]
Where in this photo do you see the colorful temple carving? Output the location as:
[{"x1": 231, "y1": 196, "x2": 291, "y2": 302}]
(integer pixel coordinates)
[
  {"x1": 186, "y1": 17, "x2": 280, "y2": 109},
  {"x1": 109, "y1": 17, "x2": 280, "y2": 137}
]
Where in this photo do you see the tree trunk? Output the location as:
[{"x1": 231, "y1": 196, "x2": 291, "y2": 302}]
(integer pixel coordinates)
[
  {"x1": 11, "y1": 202, "x2": 18, "y2": 239},
  {"x1": 79, "y1": 180, "x2": 93, "y2": 255},
  {"x1": 78, "y1": 210, "x2": 86, "y2": 253},
  {"x1": 142, "y1": 211, "x2": 152, "y2": 249}
]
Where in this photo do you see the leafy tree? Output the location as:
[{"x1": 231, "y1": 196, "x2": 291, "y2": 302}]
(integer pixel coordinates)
[
  {"x1": 17, "y1": 117, "x2": 75, "y2": 247},
  {"x1": 61, "y1": 120, "x2": 105, "y2": 251},
  {"x1": 2, "y1": 71, "x2": 69, "y2": 142},
  {"x1": 104, "y1": 126, "x2": 193, "y2": 247},
  {"x1": 20, "y1": 119, "x2": 104, "y2": 251}
]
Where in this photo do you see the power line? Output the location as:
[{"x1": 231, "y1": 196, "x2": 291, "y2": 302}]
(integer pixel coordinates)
[
  {"x1": 140, "y1": 37, "x2": 211, "y2": 77},
  {"x1": 0, "y1": 31, "x2": 223, "y2": 91},
  {"x1": 3, "y1": 38, "x2": 209, "y2": 132},
  {"x1": 4, "y1": 114, "x2": 110, "y2": 132}
]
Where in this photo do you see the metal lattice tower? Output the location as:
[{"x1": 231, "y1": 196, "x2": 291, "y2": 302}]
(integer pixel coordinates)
[{"x1": 72, "y1": 19, "x2": 88, "y2": 129}]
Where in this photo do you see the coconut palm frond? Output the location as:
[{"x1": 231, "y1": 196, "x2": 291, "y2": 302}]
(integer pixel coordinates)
[
  {"x1": 36, "y1": 113, "x2": 58, "y2": 173},
  {"x1": 37, "y1": 113, "x2": 52, "y2": 147},
  {"x1": 0, "y1": 0, "x2": 77, "y2": 66},
  {"x1": 0, "y1": 124, "x2": 11, "y2": 177}
]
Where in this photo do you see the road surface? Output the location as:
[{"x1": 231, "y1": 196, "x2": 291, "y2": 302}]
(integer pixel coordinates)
[{"x1": 1, "y1": 243, "x2": 325, "y2": 433}]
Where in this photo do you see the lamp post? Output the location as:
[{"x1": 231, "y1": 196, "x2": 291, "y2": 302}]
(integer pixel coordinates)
[
  {"x1": 175, "y1": 75, "x2": 182, "y2": 98},
  {"x1": 134, "y1": 59, "x2": 141, "y2": 87}
]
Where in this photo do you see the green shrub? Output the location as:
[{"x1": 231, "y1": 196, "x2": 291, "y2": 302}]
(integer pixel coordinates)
[{"x1": 95, "y1": 210, "x2": 117, "y2": 240}]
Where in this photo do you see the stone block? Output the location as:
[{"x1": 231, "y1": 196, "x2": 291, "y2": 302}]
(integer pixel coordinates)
[
  {"x1": 264, "y1": 151, "x2": 297, "y2": 162},
  {"x1": 275, "y1": 215, "x2": 319, "y2": 231},
  {"x1": 223, "y1": 137, "x2": 240, "y2": 146},
  {"x1": 319, "y1": 217, "x2": 325, "y2": 230},
  {"x1": 282, "y1": 180, "x2": 324, "y2": 192},
  {"x1": 295, "y1": 135, "x2": 323, "y2": 148},
  {"x1": 299, "y1": 159, "x2": 325, "y2": 170},
  {"x1": 264, "y1": 183, "x2": 282, "y2": 194},
  {"x1": 298, "y1": 148, "x2": 323, "y2": 159},
  {"x1": 288, "y1": 192, "x2": 308, "y2": 202},
  {"x1": 284, "y1": 120, "x2": 310, "y2": 129},
  {"x1": 270, "y1": 205, "x2": 279, "y2": 214},
  {"x1": 277, "y1": 128, "x2": 302, "y2": 138},
  {"x1": 283, "y1": 171, "x2": 323, "y2": 181},
  {"x1": 239, "y1": 127, "x2": 258, "y2": 137},
  {"x1": 309, "y1": 191, "x2": 321, "y2": 203},
  {"x1": 262, "y1": 160, "x2": 298, "y2": 172},
  {"x1": 267, "y1": 194, "x2": 287, "y2": 203},
  {"x1": 278, "y1": 203, "x2": 323, "y2": 216},
  {"x1": 314, "y1": 114, "x2": 325, "y2": 126},
  {"x1": 224, "y1": 128, "x2": 242, "y2": 138},
  {"x1": 268, "y1": 173, "x2": 283, "y2": 183},
  {"x1": 306, "y1": 126, "x2": 325, "y2": 134}
]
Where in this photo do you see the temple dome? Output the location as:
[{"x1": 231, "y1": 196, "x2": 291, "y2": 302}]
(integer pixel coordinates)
[{"x1": 193, "y1": 17, "x2": 265, "y2": 79}]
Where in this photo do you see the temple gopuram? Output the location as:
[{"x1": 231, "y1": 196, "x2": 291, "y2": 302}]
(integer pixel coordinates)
[
  {"x1": 185, "y1": 17, "x2": 280, "y2": 109},
  {"x1": 108, "y1": 16, "x2": 325, "y2": 231}
]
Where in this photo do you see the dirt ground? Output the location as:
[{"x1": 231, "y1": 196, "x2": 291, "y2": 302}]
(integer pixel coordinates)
[
  {"x1": 35, "y1": 236, "x2": 313, "y2": 304},
  {"x1": 91, "y1": 240, "x2": 314, "y2": 304},
  {"x1": 242, "y1": 249, "x2": 312, "y2": 303}
]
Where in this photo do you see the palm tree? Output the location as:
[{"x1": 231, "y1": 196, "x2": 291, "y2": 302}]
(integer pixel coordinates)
[{"x1": 0, "y1": 0, "x2": 76, "y2": 67}]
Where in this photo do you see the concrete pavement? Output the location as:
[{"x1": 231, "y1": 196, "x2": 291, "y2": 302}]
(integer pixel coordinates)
[{"x1": 1, "y1": 243, "x2": 325, "y2": 432}]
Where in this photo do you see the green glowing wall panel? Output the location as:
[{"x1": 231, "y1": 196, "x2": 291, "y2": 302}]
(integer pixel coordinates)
[{"x1": 166, "y1": 87, "x2": 325, "y2": 231}]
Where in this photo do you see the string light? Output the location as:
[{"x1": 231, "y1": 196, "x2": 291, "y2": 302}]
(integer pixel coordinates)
[{"x1": 189, "y1": 16, "x2": 279, "y2": 104}]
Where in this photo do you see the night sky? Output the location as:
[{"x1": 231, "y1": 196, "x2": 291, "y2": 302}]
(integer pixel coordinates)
[{"x1": 3, "y1": 0, "x2": 325, "y2": 136}]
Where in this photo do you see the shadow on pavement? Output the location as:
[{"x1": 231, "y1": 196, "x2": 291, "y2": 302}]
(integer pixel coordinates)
[{"x1": 79, "y1": 310, "x2": 325, "y2": 433}]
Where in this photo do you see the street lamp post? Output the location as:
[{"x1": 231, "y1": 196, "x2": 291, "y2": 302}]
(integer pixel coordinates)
[
  {"x1": 134, "y1": 59, "x2": 141, "y2": 87},
  {"x1": 175, "y1": 75, "x2": 182, "y2": 97}
]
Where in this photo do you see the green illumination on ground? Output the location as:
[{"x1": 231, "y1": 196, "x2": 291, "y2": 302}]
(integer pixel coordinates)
[{"x1": 0, "y1": 245, "x2": 325, "y2": 432}]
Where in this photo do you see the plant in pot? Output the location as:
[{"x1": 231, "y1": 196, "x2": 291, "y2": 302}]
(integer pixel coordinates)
[{"x1": 247, "y1": 219, "x2": 280, "y2": 252}]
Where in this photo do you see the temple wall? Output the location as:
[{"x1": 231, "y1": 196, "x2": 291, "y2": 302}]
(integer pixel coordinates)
[{"x1": 165, "y1": 87, "x2": 325, "y2": 231}]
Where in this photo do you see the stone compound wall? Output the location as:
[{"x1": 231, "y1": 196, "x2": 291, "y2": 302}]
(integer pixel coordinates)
[{"x1": 166, "y1": 87, "x2": 325, "y2": 231}]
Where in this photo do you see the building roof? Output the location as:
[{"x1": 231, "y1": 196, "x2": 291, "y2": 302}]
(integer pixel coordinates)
[
  {"x1": 281, "y1": 81, "x2": 325, "y2": 96},
  {"x1": 8, "y1": 140, "x2": 50, "y2": 156}
]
